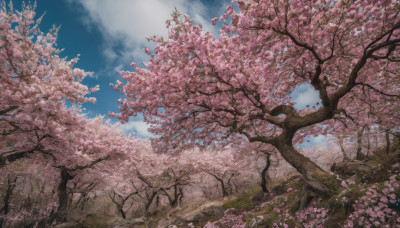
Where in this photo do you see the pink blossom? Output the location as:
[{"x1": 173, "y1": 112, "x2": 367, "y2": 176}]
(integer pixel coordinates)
[{"x1": 211, "y1": 17, "x2": 218, "y2": 26}]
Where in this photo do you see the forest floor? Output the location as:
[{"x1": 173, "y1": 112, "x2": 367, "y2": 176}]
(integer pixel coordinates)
[{"x1": 66, "y1": 149, "x2": 400, "y2": 228}]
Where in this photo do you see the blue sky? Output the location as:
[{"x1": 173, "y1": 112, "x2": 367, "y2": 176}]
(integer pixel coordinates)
[{"x1": 9, "y1": 0, "x2": 322, "y2": 140}]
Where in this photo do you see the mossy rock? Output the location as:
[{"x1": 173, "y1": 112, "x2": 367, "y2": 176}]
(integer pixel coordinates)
[
  {"x1": 317, "y1": 173, "x2": 341, "y2": 194},
  {"x1": 246, "y1": 212, "x2": 277, "y2": 228},
  {"x1": 253, "y1": 204, "x2": 275, "y2": 217}
]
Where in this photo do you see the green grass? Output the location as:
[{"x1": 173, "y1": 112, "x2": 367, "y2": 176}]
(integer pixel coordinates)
[{"x1": 223, "y1": 186, "x2": 262, "y2": 211}]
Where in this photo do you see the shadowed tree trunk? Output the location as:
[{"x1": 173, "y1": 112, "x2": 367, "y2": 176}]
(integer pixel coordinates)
[
  {"x1": 356, "y1": 126, "x2": 366, "y2": 160},
  {"x1": 385, "y1": 130, "x2": 391, "y2": 154},
  {"x1": 206, "y1": 171, "x2": 234, "y2": 197},
  {"x1": 0, "y1": 175, "x2": 18, "y2": 228},
  {"x1": 161, "y1": 185, "x2": 183, "y2": 208},
  {"x1": 51, "y1": 168, "x2": 74, "y2": 223},
  {"x1": 49, "y1": 156, "x2": 108, "y2": 224},
  {"x1": 261, "y1": 153, "x2": 271, "y2": 193}
]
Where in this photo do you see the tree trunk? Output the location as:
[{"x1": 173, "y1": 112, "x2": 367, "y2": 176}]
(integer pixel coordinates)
[
  {"x1": 356, "y1": 127, "x2": 365, "y2": 160},
  {"x1": 337, "y1": 135, "x2": 350, "y2": 161},
  {"x1": 145, "y1": 191, "x2": 157, "y2": 215},
  {"x1": 296, "y1": 183, "x2": 316, "y2": 211},
  {"x1": 261, "y1": 153, "x2": 271, "y2": 193},
  {"x1": 275, "y1": 141, "x2": 339, "y2": 197},
  {"x1": 385, "y1": 130, "x2": 391, "y2": 154},
  {"x1": 207, "y1": 172, "x2": 229, "y2": 197},
  {"x1": 52, "y1": 168, "x2": 74, "y2": 224},
  {"x1": 366, "y1": 127, "x2": 371, "y2": 158},
  {"x1": 169, "y1": 186, "x2": 183, "y2": 208},
  {"x1": 119, "y1": 206, "x2": 126, "y2": 219},
  {"x1": 0, "y1": 175, "x2": 18, "y2": 228}
]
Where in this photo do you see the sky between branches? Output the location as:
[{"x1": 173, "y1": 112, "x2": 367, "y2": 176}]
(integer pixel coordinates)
[{"x1": 14, "y1": 0, "x2": 321, "y2": 139}]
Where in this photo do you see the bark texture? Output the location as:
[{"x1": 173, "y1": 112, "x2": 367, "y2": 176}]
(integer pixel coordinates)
[
  {"x1": 261, "y1": 153, "x2": 271, "y2": 193},
  {"x1": 51, "y1": 168, "x2": 74, "y2": 223}
]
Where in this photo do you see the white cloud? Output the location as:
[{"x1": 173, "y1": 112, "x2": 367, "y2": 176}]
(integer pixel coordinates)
[
  {"x1": 291, "y1": 83, "x2": 321, "y2": 109},
  {"x1": 298, "y1": 134, "x2": 327, "y2": 148},
  {"x1": 313, "y1": 135, "x2": 326, "y2": 145},
  {"x1": 119, "y1": 120, "x2": 153, "y2": 137},
  {"x1": 68, "y1": 0, "x2": 226, "y2": 70}
]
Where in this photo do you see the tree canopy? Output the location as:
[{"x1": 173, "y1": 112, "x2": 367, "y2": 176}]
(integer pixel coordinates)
[{"x1": 113, "y1": 0, "x2": 400, "y2": 196}]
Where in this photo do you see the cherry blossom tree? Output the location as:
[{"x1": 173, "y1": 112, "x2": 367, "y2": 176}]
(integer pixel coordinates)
[
  {"x1": 0, "y1": 2, "x2": 98, "y2": 165},
  {"x1": 109, "y1": 181, "x2": 141, "y2": 219},
  {"x1": 107, "y1": 144, "x2": 197, "y2": 217},
  {"x1": 179, "y1": 146, "x2": 257, "y2": 197},
  {"x1": 0, "y1": 160, "x2": 59, "y2": 228},
  {"x1": 0, "y1": 4, "x2": 142, "y2": 225},
  {"x1": 1, "y1": 115, "x2": 140, "y2": 225},
  {"x1": 46, "y1": 116, "x2": 141, "y2": 223},
  {"x1": 113, "y1": 0, "x2": 400, "y2": 200}
]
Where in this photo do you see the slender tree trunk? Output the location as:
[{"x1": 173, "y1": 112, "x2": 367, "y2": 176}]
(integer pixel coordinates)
[
  {"x1": 207, "y1": 172, "x2": 229, "y2": 197},
  {"x1": 366, "y1": 127, "x2": 371, "y2": 158},
  {"x1": 144, "y1": 191, "x2": 157, "y2": 215},
  {"x1": 337, "y1": 135, "x2": 350, "y2": 161},
  {"x1": 119, "y1": 207, "x2": 126, "y2": 219},
  {"x1": 109, "y1": 191, "x2": 130, "y2": 219},
  {"x1": 226, "y1": 174, "x2": 234, "y2": 195},
  {"x1": 52, "y1": 168, "x2": 73, "y2": 224},
  {"x1": 356, "y1": 127, "x2": 366, "y2": 160},
  {"x1": 214, "y1": 175, "x2": 228, "y2": 197},
  {"x1": 261, "y1": 153, "x2": 271, "y2": 193},
  {"x1": 393, "y1": 134, "x2": 400, "y2": 152},
  {"x1": 169, "y1": 186, "x2": 183, "y2": 208},
  {"x1": 385, "y1": 130, "x2": 391, "y2": 154}
]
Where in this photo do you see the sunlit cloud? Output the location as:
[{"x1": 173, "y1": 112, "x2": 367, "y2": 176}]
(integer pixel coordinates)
[
  {"x1": 119, "y1": 120, "x2": 153, "y2": 138},
  {"x1": 68, "y1": 0, "x2": 227, "y2": 71}
]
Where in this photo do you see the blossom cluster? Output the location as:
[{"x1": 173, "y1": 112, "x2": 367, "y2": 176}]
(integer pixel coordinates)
[
  {"x1": 204, "y1": 212, "x2": 246, "y2": 228},
  {"x1": 344, "y1": 175, "x2": 400, "y2": 228},
  {"x1": 296, "y1": 202, "x2": 328, "y2": 228}
]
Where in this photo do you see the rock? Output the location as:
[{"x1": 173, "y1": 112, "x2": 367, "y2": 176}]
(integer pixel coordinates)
[
  {"x1": 108, "y1": 217, "x2": 145, "y2": 228},
  {"x1": 271, "y1": 185, "x2": 286, "y2": 195},
  {"x1": 392, "y1": 163, "x2": 400, "y2": 170},
  {"x1": 224, "y1": 208, "x2": 236, "y2": 215},
  {"x1": 172, "y1": 216, "x2": 186, "y2": 226},
  {"x1": 248, "y1": 213, "x2": 277, "y2": 228},
  {"x1": 184, "y1": 206, "x2": 224, "y2": 225},
  {"x1": 331, "y1": 160, "x2": 378, "y2": 178},
  {"x1": 181, "y1": 202, "x2": 225, "y2": 226},
  {"x1": 54, "y1": 222, "x2": 81, "y2": 228},
  {"x1": 252, "y1": 191, "x2": 271, "y2": 204}
]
